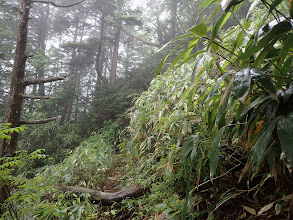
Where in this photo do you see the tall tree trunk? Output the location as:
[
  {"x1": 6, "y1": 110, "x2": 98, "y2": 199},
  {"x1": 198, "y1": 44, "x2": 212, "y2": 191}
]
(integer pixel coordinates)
[
  {"x1": 36, "y1": 4, "x2": 50, "y2": 96},
  {"x1": 61, "y1": 18, "x2": 79, "y2": 123},
  {"x1": 0, "y1": 0, "x2": 31, "y2": 157},
  {"x1": 109, "y1": 0, "x2": 124, "y2": 87},
  {"x1": 0, "y1": 0, "x2": 31, "y2": 212},
  {"x1": 170, "y1": 0, "x2": 178, "y2": 39},
  {"x1": 95, "y1": 7, "x2": 106, "y2": 86}
]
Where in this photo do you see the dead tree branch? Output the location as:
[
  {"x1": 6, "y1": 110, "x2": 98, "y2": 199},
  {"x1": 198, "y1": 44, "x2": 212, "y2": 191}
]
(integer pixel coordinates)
[
  {"x1": 47, "y1": 185, "x2": 143, "y2": 206},
  {"x1": 122, "y1": 29, "x2": 162, "y2": 47},
  {"x1": 31, "y1": 0, "x2": 85, "y2": 8},
  {"x1": 24, "y1": 76, "x2": 67, "y2": 86},
  {"x1": 20, "y1": 117, "x2": 58, "y2": 125},
  {"x1": 21, "y1": 94, "x2": 57, "y2": 99}
]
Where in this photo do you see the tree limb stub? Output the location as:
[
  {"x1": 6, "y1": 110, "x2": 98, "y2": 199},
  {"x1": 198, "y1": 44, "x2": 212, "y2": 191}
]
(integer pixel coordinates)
[
  {"x1": 54, "y1": 185, "x2": 143, "y2": 206},
  {"x1": 31, "y1": 0, "x2": 85, "y2": 8},
  {"x1": 24, "y1": 76, "x2": 67, "y2": 86},
  {"x1": 20, "y1": 117, "x2": 58, "y2": 125},
  {"x1": 21, "y1": 94, "x2": 57, "y2": 99}
]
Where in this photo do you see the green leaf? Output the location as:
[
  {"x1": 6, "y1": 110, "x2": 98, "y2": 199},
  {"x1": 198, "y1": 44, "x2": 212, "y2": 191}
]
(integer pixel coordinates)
[
  {"x1": 188, "y1": 23, "x2": 207, "y2": 37},
  {"x1": 165, "y1": 42, "x2": 199, "y2": 73},
  {"x1": 182, "y1": 134, "x2": 199, "y2": 161},
  {"x1": 269, "y1": 0, "x2": 283, "y2": 13},
  {"x1": 250, "y1": 69, "x2": 276, "y2": 93},
  {"x1": 237, "y1": 21, "x2": 292, "y2": 62},
  {"x1": 240, "y1": 96, "x2": 273, "y2": 117},
  {"x1": 216, "y1": 79, "x2": 233, "y2": 126},
  {"x1": 277, "y1": 115, "x2": 293, "y2": 172},
  {"x1": 221, "y1": 0, "x2": 244, "y2": 12},
  {"x1": 209, "y1": 126, "x2": 225, "y2": 179},
  {"x1": 210, "y1": 12, "x2": 232, "y2": 45},
  {"x1": 274, "y1": 34, "x2": 293, "y2": 80},
  {"x1": 250, "y1": 118, "x2": 280, "y2": 167},
  {"x1": 208, "y1": 108, "x2": 218, "y2": 129},
  {"x1": 233, "y1": 67, "x2": 251, "y2": 100},
  {"x1": 206, "y1": 71, "x2": 234, "y2": 102},
  {"x1": 247, "y1": 0, "x2": 260, "y2": 18},
  {"x1": 253, "y1": 39, "x2": 277, "y2": 67},
  {"x1": 172, "y1": 33, "x2": 195, "y2": 42},
  {"x1": 199, "y1": 0, "x2": 221, "y2": 9}
]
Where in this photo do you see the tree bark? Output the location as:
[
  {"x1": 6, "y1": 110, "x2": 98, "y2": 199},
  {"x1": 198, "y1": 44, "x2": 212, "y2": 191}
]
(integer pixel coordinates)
[
  {"x1": 35, "y1": 3, "x2": 50, "y2": 96},
  {"x1": 109, "y1": 0, "x2": 124, "y2": 87},
  {"x1": 95, "y1": 8, "x2": 107, "y2": 85},
  {"x1": 20, "y1": 117, "x2": 58, "y2": 125},
  {"x1": 24, "y1": 76, "x2": 67, "y2": 86},
  {"x1": 170, "y1": 0, "x2": 178, "y2": 39},
  {"x1": 0, "y1": 0, "x2": 31, "y2": 213},
  {"x1": 0, "y1": 0, "x2": 31, "y2": 158},
  {"x1": 21, "y1": 94, "x2": 57, "y2": 99}
]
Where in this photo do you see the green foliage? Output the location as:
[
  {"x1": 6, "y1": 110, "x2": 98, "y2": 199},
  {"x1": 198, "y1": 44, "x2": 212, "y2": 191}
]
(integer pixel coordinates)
[
  {"x1": 3, "y1": 127, "x2": 116, "y2": 219},
  {"x1": 18, "y1": 120, "x2": 82, "y2": 165},
  {"x1": 0, "y1": 123, "x2": 25, "y2": 140},
  {"x1": 121, "y1": 0, "x2": 293, "y2": 218}
]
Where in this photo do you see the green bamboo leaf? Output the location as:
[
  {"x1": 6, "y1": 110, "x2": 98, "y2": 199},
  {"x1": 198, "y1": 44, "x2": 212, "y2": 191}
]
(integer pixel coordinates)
[
  {"x1": 156, "y1": 42, "x2": 185, "y2": 75},
  {"x1": 188, "y1": 23, "x2": 207, "y2": 37},
  {"x1": 210, "y1": 126, "x2": 225, "y2": 179},
  {"x1": 253, "y1": 38, "x2": 278, "y2": 67},
  {"x1": 237, "y1": 21, "x2": 292, "y2": 62},
  {"x1": 172, "y1": 50, "x2": 206, "y2": 74},
  {"x1": 166, "y1": 42, "x2": 199, "y2": 73},
  {"x1": 277, "y1": 115, "x2": 293, "y2": 172},
  {"x1": 210, "y1": 12, "x2": 232, "y2": 45},
  {"x1": 250, "y1": 118, "x2": 280, "y2": 167},
  {"x1": 216, "y1": 79, "x2": 233, "y2": 127},
  {"x1": 269, "y1": 0, "x2": 283, "y2": 13},
  {"x1": 206, "y1": 71, "x2": 234, "y2": 102},
  {"x1": 199, "y1": 0, "x2": 221, "y2": 9},
  {"x1": 250, "y1": 69, "x2": 276, "y2": 93},
  {"x1": 240, "y1": 96, "x2": 273, "y2": 117},
  {"x1": 233, "y1": 67, "x2": 251, "y2": 100},
  {"x1": 156, "y1": 53, "x2": 170, "y2": 76},
  {"x1": 172, "y1": 33, "x2": 195, "y2": 42},
  {"x1": 247, "y1": 0, "x2": 260, "y2": 18},
  {"x1": 208, "y1": 108, "x2": 218, "y2": 129},
  {"x1": 221, "y1": 0, "x2": 244, "y2": 12},
  {"x1": 274, "y1": 34, "x2": 293, "y2": 79}
]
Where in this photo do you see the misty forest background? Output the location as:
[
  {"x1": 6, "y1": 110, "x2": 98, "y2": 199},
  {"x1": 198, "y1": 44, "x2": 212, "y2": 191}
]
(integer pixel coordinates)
[{"x1": 0, "y1": 0, "x2": 293, "y2": 219}]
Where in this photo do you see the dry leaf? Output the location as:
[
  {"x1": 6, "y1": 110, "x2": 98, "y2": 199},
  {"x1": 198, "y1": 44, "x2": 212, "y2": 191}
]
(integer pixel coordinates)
[
  {"x1": 257, "y1": 202, "x2": 274, "y2": 215},
  {"x1": 242, "y1": 205, "x2": 256, "y2": 215}
]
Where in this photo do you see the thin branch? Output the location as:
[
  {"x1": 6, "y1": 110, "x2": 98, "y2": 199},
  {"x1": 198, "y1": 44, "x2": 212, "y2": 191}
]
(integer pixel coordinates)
[
  {"x1": 20, "y1": 117, "x2": 58, "y2": 125},
  {"x1": 122, "y1": 29, "x2": 162, "y2": 47},
  {"x1": 24, "y1": 76, "x2": 67, "y2": 86},
  {"x1": 31, "y1": 0, "x2": 85, "y2": 8},
  {"x1": 203, "y1": 37, "x2": 238, "y2": 57},
  {"x1": 21, "y1": 94, "x2": 57, "y2": 99}
]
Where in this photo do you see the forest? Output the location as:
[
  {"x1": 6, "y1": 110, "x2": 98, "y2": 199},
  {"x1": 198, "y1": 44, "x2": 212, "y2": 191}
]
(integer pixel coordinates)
[{"x1": 0, "y1": 0, "x2": 292, "y2": 219}]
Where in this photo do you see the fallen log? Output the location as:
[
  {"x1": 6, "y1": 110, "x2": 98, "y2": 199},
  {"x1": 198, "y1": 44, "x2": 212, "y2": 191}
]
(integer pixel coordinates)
[{"x1": 49, "y1": 185, "x2": 143, "y2": 206}]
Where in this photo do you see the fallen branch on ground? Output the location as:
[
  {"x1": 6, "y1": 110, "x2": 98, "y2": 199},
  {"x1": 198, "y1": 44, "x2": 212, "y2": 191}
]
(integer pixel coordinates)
[{"x1": 45, "y1": 185, "x2": 143, "y2": 206}]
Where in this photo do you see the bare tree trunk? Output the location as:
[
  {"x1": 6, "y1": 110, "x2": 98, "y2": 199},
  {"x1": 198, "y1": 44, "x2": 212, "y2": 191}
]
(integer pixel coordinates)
[
  {"x1": 109, "y1": 0, "x2": 124, "y2": 87},
  {"x1": 95, "y1": 8, "x2": 107, "y2": 85},
  {"x1": 36, "y1": 4, "x2": 50, "y2": 96},
  {"x1": 170, "y1": 0, "x2": 178, "y2": 39},
  {"x1": 0, "y1": 0, "x2": 31, "y2": 212},
  {"x1": 0, "y1": 0, "x2": 31, "y2": 157}
]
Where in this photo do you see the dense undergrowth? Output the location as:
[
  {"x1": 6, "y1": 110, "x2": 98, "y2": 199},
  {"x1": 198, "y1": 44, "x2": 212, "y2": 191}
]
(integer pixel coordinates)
[{"x1": 1, "y1": 0, "x2": 293, "y2": 219}]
